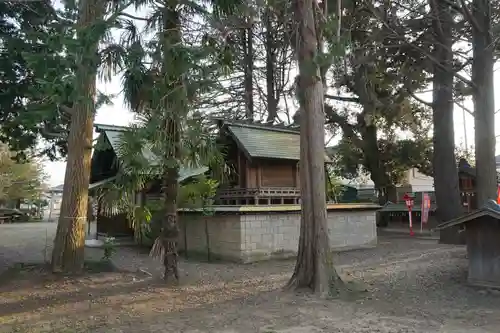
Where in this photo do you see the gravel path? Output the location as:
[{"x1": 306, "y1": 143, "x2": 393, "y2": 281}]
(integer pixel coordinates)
[
  {"x1": 98, "y1": 242, "x2": 498, "y2": 333},
  {"x1": 0, "y1": 222, "x2": 56, "y2": 273},
  {"x1": 2, "y1": 225, "x2": 500, "y2": 333}
]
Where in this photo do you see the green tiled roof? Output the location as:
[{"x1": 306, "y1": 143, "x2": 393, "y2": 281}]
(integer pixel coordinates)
[
  {"x1": 96, "y1": 124, "x2": 159, "y2": 164},
  {"x1": 225, "y1": 122, "x2": 331, "y2": 162},
  {"x1": 94, "y1": 124, "x2": 207, "y2": 180}
]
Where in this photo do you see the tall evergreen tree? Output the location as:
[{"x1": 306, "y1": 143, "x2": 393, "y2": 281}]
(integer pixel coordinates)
[
  {"x1": 0, "y1": 1, "x2": 72, "y2": 159},
  {"x1": 286, "y1": 0, "x2": 345, "y2": 295},
  {"x1": 470, "y1": 0, "x2": 496, "y2": 205}
]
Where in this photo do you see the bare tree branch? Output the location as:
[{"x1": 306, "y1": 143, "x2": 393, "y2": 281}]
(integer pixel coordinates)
[
  {"x1": 324, "y1": 94, "x2": 360, "y2": 103},
  {"x1": 454, "y1": 100, "x2": 474, "y2": 115},
  {"x1": 367, "y1": 2, "x2": 475, "y2": 88}
]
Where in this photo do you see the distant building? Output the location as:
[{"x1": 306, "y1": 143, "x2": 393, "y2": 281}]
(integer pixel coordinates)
[
  {"x1": 46, "y1": 184, "x2": 63, "y2": 221},
  {"x1": 400, "y1": 168, "x2": 434, "y2": 192},
  {"x1": 339, "y1": 168, "x2": 434, "y2": 195}
]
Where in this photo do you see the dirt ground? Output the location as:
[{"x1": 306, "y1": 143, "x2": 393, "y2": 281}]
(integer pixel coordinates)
[{"x1": 1, "y1": 232, "x2": 500, "y2": 332}]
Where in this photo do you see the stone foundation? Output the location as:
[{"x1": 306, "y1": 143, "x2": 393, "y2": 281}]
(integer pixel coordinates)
[{"x1": 178, "y1": 204, "x2": 379, "y2": 263}]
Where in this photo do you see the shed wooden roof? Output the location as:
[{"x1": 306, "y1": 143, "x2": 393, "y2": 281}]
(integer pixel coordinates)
[
  {"x1": 435, "y1": 201, "x2": 500, "y2": 230},
  {"x1": 219, "y1": 120, "x2": 331, "y2": 162}
]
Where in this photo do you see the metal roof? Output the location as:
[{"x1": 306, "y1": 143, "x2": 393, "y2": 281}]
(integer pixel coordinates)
[
  {"x1": 224, "y1": 122, "x2": 331, "y2": 162},
  {"x1": 94, "y1": 124, "x2": 208, "y2": 179},
  {"x1": 100, "y1": 128, "x2": 159, "y2": 165}
]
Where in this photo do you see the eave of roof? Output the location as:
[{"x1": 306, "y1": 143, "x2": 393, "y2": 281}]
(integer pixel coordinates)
[
  {"x1": 95, "y1": 123, "x2": 129, "y2": 133},
  {"x1": 93, "y1": 125, "x2": 208, "y2": 179},
  {"x1": 435, "y1": 207, "x2": 500, "y2": 230}
]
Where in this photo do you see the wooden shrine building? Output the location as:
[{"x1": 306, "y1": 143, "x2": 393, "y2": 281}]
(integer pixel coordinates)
[
  {"x1": 89, "y1": 120, "x2": 333, "y2": 236},
  {"x1": 89, "y1": 124, "x2": 207, "y2": 237},
  {"x1": 213, "y1": 119, "x2": 331, "y2": 205},
  {"x1": 436, "y1": 201, "x2": 500, "y2": 289},
  {"x1": 377, "y1": 159, "x2": 490, "y2": 228},
  {"x1": 458, "y1": 159, "x2": 478, "y2": 212}
]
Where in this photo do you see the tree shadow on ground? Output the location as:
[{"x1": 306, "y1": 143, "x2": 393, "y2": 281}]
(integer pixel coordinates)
[
  {"x1": 0, "y1": 275, "x2": 159, "y2": 317},
  {"x1": 0, "y1": 260, "x2": 133, "y2": 293},
  {"x1": 0, "y1": 263, "x2": 285, "y2": 318},
  {"x1": 0, "y1": 269, "x2": 287, "y2": 333}
]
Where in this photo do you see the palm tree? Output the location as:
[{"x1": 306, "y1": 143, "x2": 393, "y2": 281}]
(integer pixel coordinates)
[{"x1": 116, "y1": 0, "x2": 241, "y2": 282}]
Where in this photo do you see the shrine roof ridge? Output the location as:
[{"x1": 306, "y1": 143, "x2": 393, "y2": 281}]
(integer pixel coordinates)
[{"x1": 212, "y1": 117, "x2": 301, "y2": 134}]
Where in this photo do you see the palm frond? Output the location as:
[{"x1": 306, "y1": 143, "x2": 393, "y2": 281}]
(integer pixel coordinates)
[
  {"x1": 99, "y1": 43, "x2": 127, "y2": 81},
  {"x1": 121, "y1": 62, "x2": 152, "y2": 112},
  {"x1": 117, "y1": 18, "x2": 140, "y2": 45}
]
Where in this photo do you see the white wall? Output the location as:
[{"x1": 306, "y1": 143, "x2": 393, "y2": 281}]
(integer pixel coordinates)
[{"x1": 404, "y1": 168, "x2": 434, "y2": 192}]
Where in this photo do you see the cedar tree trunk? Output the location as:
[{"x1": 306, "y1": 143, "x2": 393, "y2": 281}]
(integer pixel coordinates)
[
  {"x1": 51, "y1": 0, "x2": 105, "y2": 273},
  {"x1": 472, "y1": 0, "x2": 496, "y2": 205},
  {"x1": 429, "y1": 0, "x2": 464, "y2": 244},
  {"x1": 286, "y1": 0, "x2": 344, "y2": 296},
  {"x1": 243, "y1": 24, "x2": 254, "y2": 119}
]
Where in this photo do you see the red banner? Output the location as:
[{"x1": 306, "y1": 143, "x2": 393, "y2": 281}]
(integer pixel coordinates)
[{"x1": 421, "y1": 192, "x2": 431, "y2": 224}]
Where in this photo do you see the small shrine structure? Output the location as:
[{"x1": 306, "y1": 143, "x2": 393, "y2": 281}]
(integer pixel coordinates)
[
  {"x1": 458, "y1": 159, "x2": 477, "y2": 212},
  {"x1": 213, "y1": 118, "x2": 331, "y2": 205},
  {"x1": 377, "y1": 159, "x2": 483, "y2": 228},
  {"x1": 89, "y1": 124, "x2": 207, "y2": 238},
  {"x1": 436, "y1": 200, "x2": 500, "y2": 289}
]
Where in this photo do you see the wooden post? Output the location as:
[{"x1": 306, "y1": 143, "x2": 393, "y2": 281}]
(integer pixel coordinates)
[
  {"x1": 256, "y1": 163, "x2": 262, "y2": 188},
  {"x1": 184, "y1": 214, "x2": 188, "y2": 259}
]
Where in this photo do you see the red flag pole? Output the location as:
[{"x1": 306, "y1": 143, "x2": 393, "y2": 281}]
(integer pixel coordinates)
[
  {"x1": 421, "y1": 192, "x2": 424, "y2": 234},
  {"x1": 409, "y1": 207, "x2": 414, "y2": 236},
  {"x1": 403, "y1": 193, "x2": 415, "y2": 236}
]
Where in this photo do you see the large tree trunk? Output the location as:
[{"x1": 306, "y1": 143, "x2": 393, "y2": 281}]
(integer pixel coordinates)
[
  {"x1": 286, "y1": 0, "x2": 343, "y2": 296},
  {"x1": 357, "y1": 114, "x2": 396, "y2": 204},
  {"x1": 242, "y1": 25, "x2": 254, "y2": 119},
  {"x1": 160, "y1": 3, "x2": 183, "y2": 283},
  {"x1": 265, "y1": 7, "x2": 278, "y2": 122},
  {"x1": 429, "y1": 0, "x2": 464, "y2": 244},
  {"x1": 51, "y1": 0, "x2": 104, "y2": 273},
  {"x1": 472, "y1": 0, "x2": 496, "y2": 205}
]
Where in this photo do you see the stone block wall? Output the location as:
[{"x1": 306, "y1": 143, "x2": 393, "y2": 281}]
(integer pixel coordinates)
[
  {"x1": 178, "y1": 214, "x2": 243, "y2": 261},
  {"x1": 240, "y1": 213, "x2": 300, "y2": 262},
  {"x1": 326, "y1": 211, "x2": 377, "y2": 250},
  {"x1": 178, "y1": 206, "x2": 378, "y2": 263}
]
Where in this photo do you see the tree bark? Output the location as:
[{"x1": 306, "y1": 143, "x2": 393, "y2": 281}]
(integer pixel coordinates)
[
  {"x1": 357, "y1": 113, "x2": 395, "y2": 204},
  {"x1": 429, "y1": 0, "x2": 464, "y2": 244},
  {"x1": 265, "y1": 7, "x2": 278, "y2": 122},
  {"x1": 286, "y1": 0, "x2": 343, "y2": 296},
  {"x1": 242, "y1": 25, "x2": 254, "y2": 119},
  {"x1": 51, "y1": 0, "x2": 105, "y2": 273},
  {"x1": 160, "y1": 3, "x2": 183, "y2": 283},
  {"x1": 472, "y1": 0, "x2": 496, "y2": 206}
]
